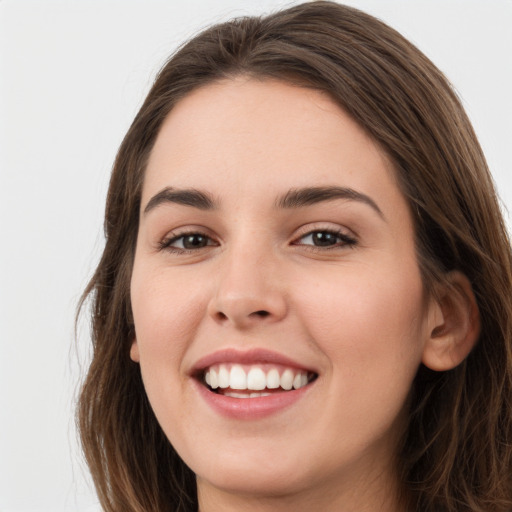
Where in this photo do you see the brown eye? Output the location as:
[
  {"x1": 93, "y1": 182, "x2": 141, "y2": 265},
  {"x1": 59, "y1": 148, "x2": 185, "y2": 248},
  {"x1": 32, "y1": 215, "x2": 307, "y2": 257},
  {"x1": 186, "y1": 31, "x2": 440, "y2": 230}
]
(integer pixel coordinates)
[
  {"x1": 296, "y1": 230, "x2": 357, "y2": 248},
  {"x1": 181, "y1": 234, "x2": 208, "y2": 249},
  {"x1": 160, "y1": 232, "x2": 217, "y2": 252},
  {"x1": 310, "y1": 232, "x2": 339, "y2": 246}
]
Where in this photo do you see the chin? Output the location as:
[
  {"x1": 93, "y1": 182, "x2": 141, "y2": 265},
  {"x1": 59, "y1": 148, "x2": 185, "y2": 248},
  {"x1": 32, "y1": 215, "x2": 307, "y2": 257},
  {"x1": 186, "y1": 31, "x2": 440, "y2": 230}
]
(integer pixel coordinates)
[
  {"x1": 197, "y1": 464, "x2": 312, "y2": 498},
  {"x1": 188, "y1": 441, "x2": 316, "y2": 498}
]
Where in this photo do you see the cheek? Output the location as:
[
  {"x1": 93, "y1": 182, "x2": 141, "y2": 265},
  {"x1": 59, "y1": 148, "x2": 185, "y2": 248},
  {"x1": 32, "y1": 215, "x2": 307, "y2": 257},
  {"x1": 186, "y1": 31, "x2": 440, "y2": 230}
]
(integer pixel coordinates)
[
  {"x1": 294, "y1": 260, "x2": 427, "y2": 388},
  {"x1": 130, "y1": 265, "x2": 210, "y2": 436},
  {"x1": 130, "y1": 265, "x2": 208, "y2": 370}
]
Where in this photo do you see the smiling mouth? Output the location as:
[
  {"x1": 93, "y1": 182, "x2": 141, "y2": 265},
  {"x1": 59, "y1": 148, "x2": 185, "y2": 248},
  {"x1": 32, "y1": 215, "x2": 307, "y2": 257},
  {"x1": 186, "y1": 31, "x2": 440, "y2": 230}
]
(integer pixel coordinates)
[{"x1": 200, "y1": 364, "x2": 318, "y2": 398}]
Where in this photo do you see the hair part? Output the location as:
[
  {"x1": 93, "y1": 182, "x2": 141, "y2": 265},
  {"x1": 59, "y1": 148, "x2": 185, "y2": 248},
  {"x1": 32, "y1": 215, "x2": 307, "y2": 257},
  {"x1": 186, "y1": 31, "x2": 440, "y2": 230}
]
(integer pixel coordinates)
[{"x1": 78, "y1": 2, "x2": 512, "y2": 511}]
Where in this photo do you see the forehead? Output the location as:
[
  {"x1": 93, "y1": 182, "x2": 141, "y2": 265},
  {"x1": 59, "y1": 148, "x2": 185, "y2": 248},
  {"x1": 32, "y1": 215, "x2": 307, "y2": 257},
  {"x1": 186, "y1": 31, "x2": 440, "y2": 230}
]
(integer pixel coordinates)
[{"x1": 142, "y1": 78, "x2": 400, "y2": 208}]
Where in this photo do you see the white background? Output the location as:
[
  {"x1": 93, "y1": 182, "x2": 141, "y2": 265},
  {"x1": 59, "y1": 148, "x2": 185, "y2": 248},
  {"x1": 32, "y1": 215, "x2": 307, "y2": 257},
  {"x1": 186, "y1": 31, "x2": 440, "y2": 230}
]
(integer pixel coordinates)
[{"x1": 0, "y1": 1, "x2": 510, "y2": 511}]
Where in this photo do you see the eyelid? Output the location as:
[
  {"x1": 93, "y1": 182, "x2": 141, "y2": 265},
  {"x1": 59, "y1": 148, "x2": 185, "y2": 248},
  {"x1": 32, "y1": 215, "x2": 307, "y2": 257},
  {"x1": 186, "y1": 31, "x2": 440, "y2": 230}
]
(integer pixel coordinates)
[
  {"x1": 158, "y1": 227, "x2": 219, "y2": 253},
  {"x1": 292, "y1": 222, "x2": 357, "y2": 239},
  {"x1": 291, "y1": 223, "x2": 358, "y2": 249},
  {"x1": 155, "y1": 223, "x2": 357, "y2": 254}
]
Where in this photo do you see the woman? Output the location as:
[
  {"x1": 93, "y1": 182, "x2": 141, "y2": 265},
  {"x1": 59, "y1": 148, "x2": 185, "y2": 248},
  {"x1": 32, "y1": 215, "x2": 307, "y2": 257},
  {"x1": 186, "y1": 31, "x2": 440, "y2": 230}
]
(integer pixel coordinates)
[{"x1": 78, "y1": 2, "x2": 512, "y2": 511}]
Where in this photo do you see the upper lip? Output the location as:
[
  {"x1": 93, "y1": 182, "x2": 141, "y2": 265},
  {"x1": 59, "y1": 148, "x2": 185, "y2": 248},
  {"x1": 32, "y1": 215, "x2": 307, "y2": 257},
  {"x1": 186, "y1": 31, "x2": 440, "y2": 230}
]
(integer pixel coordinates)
[{"x1": 190, "y1": 348, "x2": 318, "y2": 375}]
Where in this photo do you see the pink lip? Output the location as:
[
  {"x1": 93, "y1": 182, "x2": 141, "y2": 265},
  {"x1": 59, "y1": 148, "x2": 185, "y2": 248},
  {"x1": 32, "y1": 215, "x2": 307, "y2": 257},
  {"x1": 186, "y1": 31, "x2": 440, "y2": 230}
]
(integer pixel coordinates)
[
  {"x1": 191, "y1": 348, "x2": 316, "y2": 373},
  {"x1": 192, "y1": 379, "x2": 314, "y2": 420},
  {"x1": 190, "y1": 348, "x2": 317, "y2": 420}
]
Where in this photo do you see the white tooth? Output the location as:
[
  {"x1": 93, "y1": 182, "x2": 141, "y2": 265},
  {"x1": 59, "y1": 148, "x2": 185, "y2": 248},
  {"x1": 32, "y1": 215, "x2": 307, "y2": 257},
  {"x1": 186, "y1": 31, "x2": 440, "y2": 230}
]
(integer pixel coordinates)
[
  {"x1": 281, "y1": 369, "x2": 294, "y2": 390},
  {"x1": 218, "y1": 364, "x2": 230, "y2": 389},
  {"x1": 266, "y1": 368, "x2": 280, "y2": 389},
  {"x1": 230, "y1": 365, "x2": 247, "y2": 390},
  {"x1": 300, "y1": 372, "x2": 308, "y2": 387},
  {"x1": 209, "y1": 368, "x2": 219, "y2": 389},
  {"x1": 204, "y1": 371, "x2": 211, "y2": 386},
  {"x1": 292, "y1": 373, "x2": 302, "y2": 390},
  {"x1": 250, "y1": 392, "x2": 272, "y2": 398},
  {"x1": 247, "y1": 367, "x2": 266, "y2": 390},
  {"x1": 225, "y1": 391, "x2": 250, "y2": 398}
]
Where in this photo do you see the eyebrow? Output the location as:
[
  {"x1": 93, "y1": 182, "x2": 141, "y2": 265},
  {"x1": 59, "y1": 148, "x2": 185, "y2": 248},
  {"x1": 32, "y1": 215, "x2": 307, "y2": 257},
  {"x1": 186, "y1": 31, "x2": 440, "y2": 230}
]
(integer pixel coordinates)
[
  {"x1": 143, "y1": 185, "x2": 384, "y2": 219},
  {"x1": 144, "y1": 187, "x2": 217, "y2": 214},
  {"x1": 276, "y1": 186, "x2": 384, "y2": 219}
]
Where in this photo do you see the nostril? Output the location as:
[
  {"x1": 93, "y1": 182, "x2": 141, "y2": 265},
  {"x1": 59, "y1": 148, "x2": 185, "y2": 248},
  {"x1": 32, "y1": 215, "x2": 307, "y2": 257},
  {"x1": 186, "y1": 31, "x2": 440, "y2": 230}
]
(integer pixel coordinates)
[
  {"x1": 213, "y1": 310, "x2": 269, "y2": 322},
  {"x1": 216, "y1": 312, "x2": 228, "y2": 321}
]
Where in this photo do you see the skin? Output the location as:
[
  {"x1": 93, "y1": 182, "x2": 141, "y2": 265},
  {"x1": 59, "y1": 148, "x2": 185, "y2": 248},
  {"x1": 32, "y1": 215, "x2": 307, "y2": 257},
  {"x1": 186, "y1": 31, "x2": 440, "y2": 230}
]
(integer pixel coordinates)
[{"x1": 130, "y1": 78, "x2": 453, "y2": 511}]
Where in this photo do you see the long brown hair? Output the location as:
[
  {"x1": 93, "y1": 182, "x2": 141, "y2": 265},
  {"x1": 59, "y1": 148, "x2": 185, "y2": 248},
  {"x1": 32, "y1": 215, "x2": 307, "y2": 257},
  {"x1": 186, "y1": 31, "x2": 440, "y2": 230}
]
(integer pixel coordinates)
[{"x1": 78, "y1": 2, "x2": 512, "y2": 510}]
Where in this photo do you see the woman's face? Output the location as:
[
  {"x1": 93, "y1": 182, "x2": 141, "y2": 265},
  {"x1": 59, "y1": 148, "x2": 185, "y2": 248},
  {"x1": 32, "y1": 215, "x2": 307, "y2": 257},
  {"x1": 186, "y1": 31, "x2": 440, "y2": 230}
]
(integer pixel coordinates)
[{"x1": 130, "y1": 78, "x2": 436, "y2": 506}]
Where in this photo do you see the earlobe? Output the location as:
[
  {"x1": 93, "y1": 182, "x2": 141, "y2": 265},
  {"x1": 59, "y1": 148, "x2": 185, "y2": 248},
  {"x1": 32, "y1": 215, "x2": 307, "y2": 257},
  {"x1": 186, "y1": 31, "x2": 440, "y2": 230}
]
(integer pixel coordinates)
[
  {"x1": 422, "y1": 271, "x2": 480, "y2": 371},
  {"x1": 130, "y1": 339, "x2": 140, "y2": 363}
]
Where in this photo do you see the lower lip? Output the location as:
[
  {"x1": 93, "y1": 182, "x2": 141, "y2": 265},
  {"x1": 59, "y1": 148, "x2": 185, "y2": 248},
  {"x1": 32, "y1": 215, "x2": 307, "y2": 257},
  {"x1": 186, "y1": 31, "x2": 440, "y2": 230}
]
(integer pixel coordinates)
[{"x1": 193, "y1": 380, "x2": 313, "y2": 420}]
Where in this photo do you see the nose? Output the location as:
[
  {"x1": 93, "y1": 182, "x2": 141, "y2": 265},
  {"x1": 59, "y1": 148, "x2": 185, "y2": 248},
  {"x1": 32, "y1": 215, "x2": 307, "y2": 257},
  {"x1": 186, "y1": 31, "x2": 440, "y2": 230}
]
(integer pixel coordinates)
[{"x1": 207, "y1": 246, "x2": 288, "y2": 329}]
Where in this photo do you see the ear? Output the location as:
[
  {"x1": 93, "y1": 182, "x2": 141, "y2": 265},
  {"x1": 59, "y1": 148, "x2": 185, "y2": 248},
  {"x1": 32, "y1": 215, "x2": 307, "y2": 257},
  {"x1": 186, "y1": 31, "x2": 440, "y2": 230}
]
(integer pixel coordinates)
[
  {"x1": 422, "y1": 271, "x2": 480, "y2": 371},
  {"x1": 130, "y1": 338, "x2": 140, "y2": 363}
]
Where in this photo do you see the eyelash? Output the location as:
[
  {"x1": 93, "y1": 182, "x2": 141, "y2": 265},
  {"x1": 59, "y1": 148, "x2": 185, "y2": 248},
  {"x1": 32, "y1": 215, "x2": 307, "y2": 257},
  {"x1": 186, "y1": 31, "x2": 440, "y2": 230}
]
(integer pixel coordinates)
[
  {"x1": 158, "y1": 227, "x2": 358, "y2": 254},
  {"x1": 293, "y1": 229, "x2": 358, "y2": 250},
  {"x1": 158, "y1": 230, "x2": 216, "y2": 254}
]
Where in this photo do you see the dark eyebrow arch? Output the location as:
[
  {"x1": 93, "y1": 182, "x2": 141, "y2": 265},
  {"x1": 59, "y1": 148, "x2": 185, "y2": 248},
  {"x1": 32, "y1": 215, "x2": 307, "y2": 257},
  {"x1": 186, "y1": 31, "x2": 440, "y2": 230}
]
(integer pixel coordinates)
[
  {"x1": 276, "y1": 186, "x2": 384, "y2": 219},
  {"x1": 144, "y1": 187, "x2": 216, "y2": 214}
]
